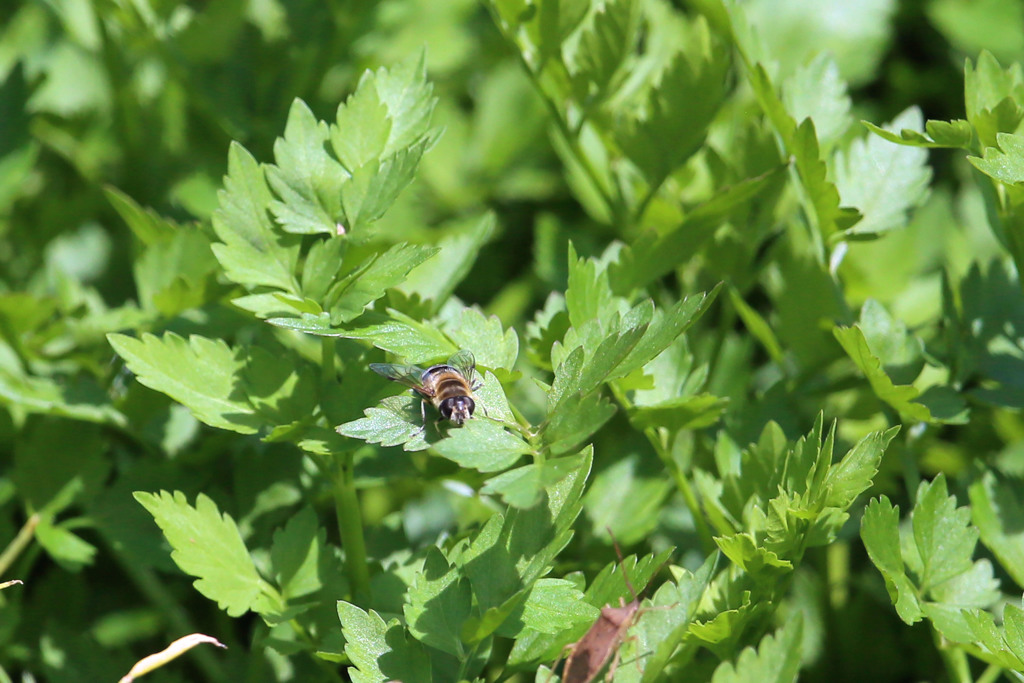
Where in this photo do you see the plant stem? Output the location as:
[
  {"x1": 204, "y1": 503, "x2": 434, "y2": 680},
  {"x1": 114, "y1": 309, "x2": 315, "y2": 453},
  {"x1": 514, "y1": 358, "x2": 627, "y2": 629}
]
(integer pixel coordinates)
[
  {"x1": 482, "y1": 7, "x2": 624, "y2": 223},
  {"x1": 664, "y1": 442, "x2": 716, "y2": 555},
  {"x1": 826, "y1": 541, "x2": 849, "y2": 609},
  {"x1": 0, "y1": 513, "x2": 39, "y2": 578},
  {"x1": 319, "y1": 335, "x2": 371, "y2": 603},
  {"x1": 333, "y1": 453, "x2": 371, "y2": 603},
  {"x1": 608, "y1": 384, "x2": 716, "y2": 555},
  {"x1": 976, "y1": 664, "x2": 1003, "y2": 683},
  {"x1": 933, "y1": 624, "x2": 972, "y2": 683}
]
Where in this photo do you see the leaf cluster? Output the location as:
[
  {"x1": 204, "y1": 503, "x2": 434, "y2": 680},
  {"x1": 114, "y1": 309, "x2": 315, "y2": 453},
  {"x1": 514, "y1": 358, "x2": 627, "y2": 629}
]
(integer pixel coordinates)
[{"x1": 5, "y1": 2, "x2": 1024, "y2": 683}]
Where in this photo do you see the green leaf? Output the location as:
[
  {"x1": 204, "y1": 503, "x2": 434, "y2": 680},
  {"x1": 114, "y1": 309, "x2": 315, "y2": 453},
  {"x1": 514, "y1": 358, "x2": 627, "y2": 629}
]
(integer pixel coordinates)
[
  {"x1": 266, "y1": 98, "x2": 346, "y2": 235},
  {"x1": 404, "y1": 546, "x2": 473, "y2": 656},
  {"x1": 339, "y1": 138, "x2": 435, "y2": 234},
  {"x1": 338, "y1": 602, "x2": 431, "y2": 683},
  {"x1": 557, "y1": 325, "x2": 648, "y2": 406},
  {"x1": 583, "y1": 455, "x2": 672, "y2": 545},
  {"x1": 741, "y1": 0, "x2": 896, "y2": 86},
  {"x1": 108, "y1": 332, "x2": 263, "y2": 434},
  {"x1": 710, "y1": 617, "x2": 803, "y2": 683},
  {"x1": 927, "y1": 558, "x2": 1000, "y2": 611},
  {"x1": 833, "y1": 324, "x2": 932, "y2": 423},
  {"x1": 631, "y1": 553, "x2": 719, "y2": 683},
  {"x1": 241, "y1": 346, "x2": 318, "y2": 428},
  {"x1": 564, "y1": 242, "x2": 615, "y2": 331},
  {"x1": 585, "y1": 549, "x2": 673, "y2": 613},
  {"x1": 715, "y1": 533, "x2": 792, "y2": 576},
  {"x1": 607, "y1": 167, "x2": 786, "y2": 294},
  {"x1": 688, "y1": 596, "x2": 768, "y2": 658},
  {"x1": 913, "y1": 475, "x2": 980, "y2": 591},
  {"x1": 271, "y1": 310, "x2": 456, "y2": 364},
  {"x1": 960, "y1": 607, "x2": 1024, "y2": 669},
  {"x1": 540, "y1": 390, "x2": 616, "y2": 456},
  {"x1": 860, "y1": 496, "x2": 924, "y2": 624},
  {"x1": 834, "y1": 107, "x2": 932, "y2": 238},
  {"x1": 336, "y1": 394, "x2": 431, "y2": 452},
  {"x1": 782, "y1": 53, "x2": 851, "y2": 148},
  {"x1": 746, "y1": 61, "x2": 798, "y2": 144},
  {"x1": 964, "y1": 51, "x2": 1024, "y2": 149},
  {"x1": 332, "y1": 76, "x2": 392, "y2": 172},
  {"x1": 134, "y1": 228, "x2": 219, "y2": 316},
  {"x1": 863, "y1": 475, "x2": 999, "y2": 632},
  {"x1": 369, "y1": 50, "x2": 438, "y2": 159},
  {"x1": 729, "y1": 286, "x2": 784, "y2": 363},
  {"x1": 628, "y1": 393, "x2": 728, "y2": 432},
  {"x1": 530, "y1": 0, "x2": 589, "y2": 64},
  {"x1": 488, "y1": 0, "x2": 531, "y2": 31},
  {"x1": 526, "y1": 293, "x2": 570, "y2": 370},
  {"x1": 791, "y1": 117, "x2": 862, "y2": 237},
  {"x1": 134, "y1": 491, "x2": 270, "y2": 617},
  {"x1": 432, "y1": 418, "x2": 533, "y2": 472},
  {"x1": 746, "y1": 60, "x2": 862, "y2": 237},
  {"x1": 476, "y1": 370, "x2": 517, "y2": 425},
  {"x1": 513, "y1": 578, "x2": 596, "y2": 636},
  {"x1": 398, "y1": 213, "x2": 496, "y2": 311},
  {"x1": 0, "y1": 367, "x2": 127, "y2": 427},
  {"x1": 105, "y1": 185, "x2": 177, "y2": 245},
  {"x1": 35, "y1": 518, "x2": 97, "y2": 572},
  {"x1": 862, "y1": 118, "x2": 973, "y2": 149},
  {"x1": 617, "y1": 28, "x2": 729, "y2": 187},
  {"x1": 968, "y1": 131, "x2": 1024, "y2": 185},
  {"x1": 463, "y1": 456, "x2": 588, "y2": 614},
  {"x1": 611, "y1": 287, "x2": 721, "y2": 381},
  {"x1": 442, "y1": 307, "x2": 519, "y2": 370},
  {"x1": 327, "y1": 243, "x2": 439, "y2": 323},
  {"x1": 462, "y1": 589, "x2": 530, "y2": 644},
  {"x1": 481, "y1": 451, "x2": 589, "y2": 509},
  {"x1": 855, "y1": 299, "x2": 925, "y2": 384},
  {"x1": 823, "y1": 426, "x2": 899, "y2": 511},
  {"x1": 270, "y1": 507, "x2": 329, "y2": 600},
  {"x1": 968, "y1": 469, "x2": 1024, "y2": 589},
  {"x1": 211, "y1": 142, "x2": 300, "y2": 293},
  {"x1": 568, "y1": 0, "x2": 637, "y2": 103},
  {"x1": 301, "y1": 235, "x2": 347, "y2": 301}
]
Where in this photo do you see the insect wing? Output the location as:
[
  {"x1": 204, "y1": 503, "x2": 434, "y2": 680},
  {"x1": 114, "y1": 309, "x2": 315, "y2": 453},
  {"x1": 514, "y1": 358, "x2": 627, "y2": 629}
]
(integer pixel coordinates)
[
  {"x1": 369, "y1": 362, "x2": 430, "y2": 394},
  {"x1": 446, "y1": 349, "x2": 476, "y2": 383}
]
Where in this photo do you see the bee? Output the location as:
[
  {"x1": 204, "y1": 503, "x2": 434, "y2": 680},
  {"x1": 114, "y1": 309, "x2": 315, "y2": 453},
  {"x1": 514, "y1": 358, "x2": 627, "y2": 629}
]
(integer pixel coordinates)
[{"x1": 369, "y1": 349, "x2": 482, "y2": 427}]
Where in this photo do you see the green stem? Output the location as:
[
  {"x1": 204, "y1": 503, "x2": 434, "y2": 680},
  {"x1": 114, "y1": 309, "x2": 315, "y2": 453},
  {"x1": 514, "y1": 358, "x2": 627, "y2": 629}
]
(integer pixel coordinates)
[
  {"x1": 933, "y1": 624, "x2": 972, "y2": 683},
  {"x1": 318, "y1": 336, "x2": 371, "y2": 602},
  {"x1": 333, "y1": 453, "x2": 371, "y2": 603},
  {"x1": 483, "y1": 7, "x2": 624, "y2": 223},
  {"x1": 976, "y1": 664, "x2": 1003, "y2": 683},
  {"x1": 607, "y1": 384, "x2": 716, "y2": 555},
  {"x1": 0, "y1": 513, "x2": 39, "y2": 578},
  {"x1": 632, "y1": 182, "x2": 661, "y2": 228},
  {"x1": 826, "y1": 541, "x2": 849, "y2": 610},
  {"x1": 506, "y1": 400, "x2": 536, "y2": 440}
]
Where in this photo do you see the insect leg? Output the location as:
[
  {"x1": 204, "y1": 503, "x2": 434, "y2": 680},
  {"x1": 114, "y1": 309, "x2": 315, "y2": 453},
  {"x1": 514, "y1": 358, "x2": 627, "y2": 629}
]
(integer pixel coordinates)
[
  {"x1": 415, "y1": 399, "x2": 427, "y2": 435},
  {"x1": 546, "y1": 642, "x2": 577, "y2": 683}
]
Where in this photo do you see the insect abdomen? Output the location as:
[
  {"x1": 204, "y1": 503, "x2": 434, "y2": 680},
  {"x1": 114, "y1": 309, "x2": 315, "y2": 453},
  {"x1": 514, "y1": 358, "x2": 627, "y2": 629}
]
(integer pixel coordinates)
[{"x1": 435, "y1": 375, "x2": 471, "y2": 400}]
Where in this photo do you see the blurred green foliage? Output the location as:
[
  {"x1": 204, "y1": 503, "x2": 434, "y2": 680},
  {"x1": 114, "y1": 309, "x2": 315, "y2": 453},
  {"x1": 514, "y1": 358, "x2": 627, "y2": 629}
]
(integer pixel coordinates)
[{"x1": 3, "y1": 0, "x2": 1024, "y2": 682}]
